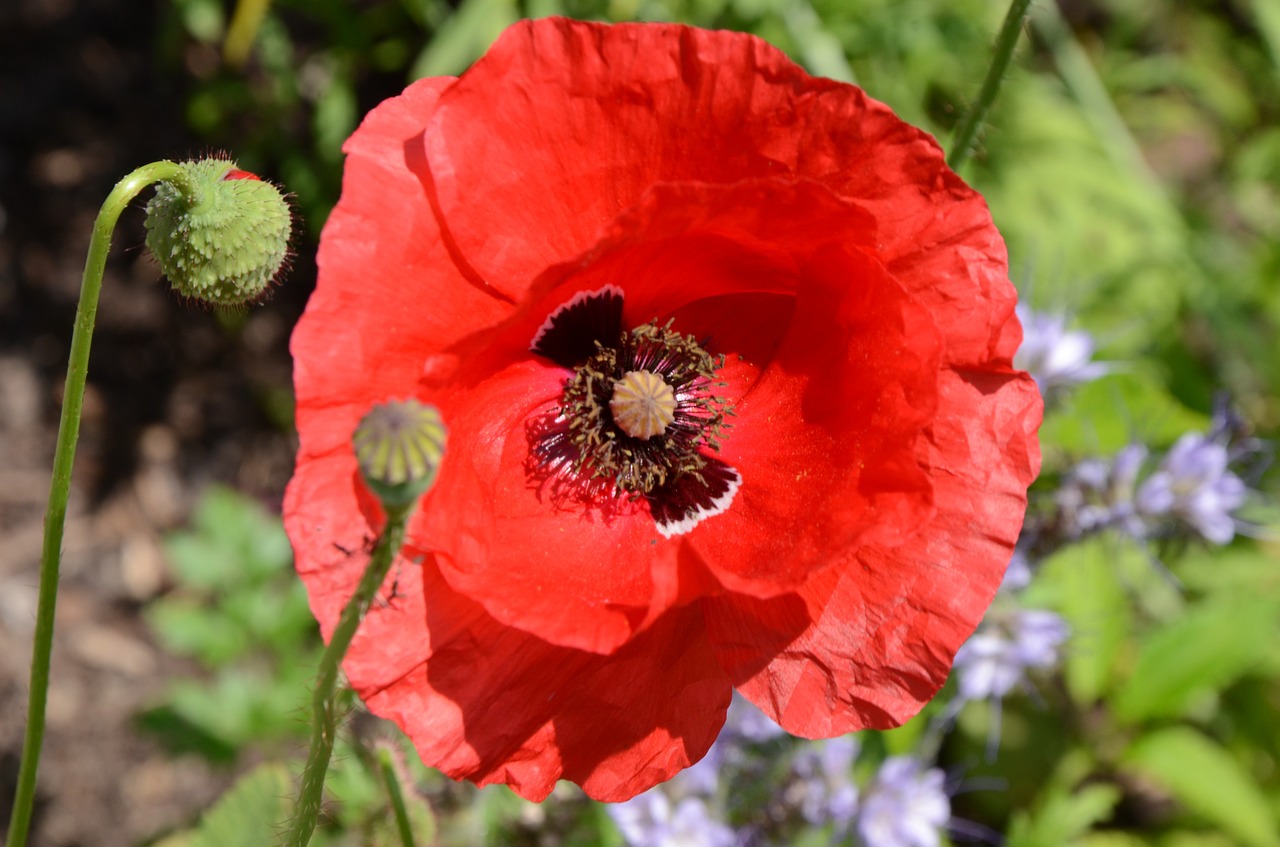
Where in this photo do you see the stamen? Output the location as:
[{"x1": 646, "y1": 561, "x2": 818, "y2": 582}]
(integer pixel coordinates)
[
  {"x1": 528, "y1": 308, "x2": 740, "y2": 530},
  {"x1": 610, "y1": 370, "x2": 676, "y2": 440}
]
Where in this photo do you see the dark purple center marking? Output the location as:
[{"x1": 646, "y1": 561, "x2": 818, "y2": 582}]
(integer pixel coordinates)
[
  {"x1": 527, "y1": 286, "x2": 741, "y2": 537},
  {"x1": 648, "y1": 457, "x2": 742, "y2": 538},
  {"x1": 530, "y1": 285, "x2": 624, "y2": 368}
]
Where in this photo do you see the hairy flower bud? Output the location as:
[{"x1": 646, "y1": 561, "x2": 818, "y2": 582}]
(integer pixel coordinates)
[
  {"x1": 353, "y1": 400, "x2": 447, "y2": 510},
  {"x1": 144, "y1": 158, "x2": 291, "y2": 306}
]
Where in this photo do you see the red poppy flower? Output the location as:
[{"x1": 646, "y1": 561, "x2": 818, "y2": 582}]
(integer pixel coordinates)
[{"x1": 285, "y1": 18, "x2": 1041, "y2": 802}]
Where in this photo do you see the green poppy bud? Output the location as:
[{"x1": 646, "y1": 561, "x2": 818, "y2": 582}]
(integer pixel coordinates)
[
  {"x1": 144, "y1": 158, "x2": 291, "y2": 306},
  {"x1": 353, "y1": 400, "x2": 447, "y2": 511}
]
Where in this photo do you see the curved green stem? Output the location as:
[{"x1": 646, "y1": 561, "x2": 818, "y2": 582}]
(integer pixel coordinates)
[
  {"x1": 6, "y1": 161, "x2": 198, "y2": 847},
  {"x1": 948, "y1": 0, "x2": 1034, "y2": 173},
  {"x1": 377, "y1": 747, "x2": 419, "y2": 847},
  {"x1": 284, "y1": 508, "x2": 411, "y2": 847}
]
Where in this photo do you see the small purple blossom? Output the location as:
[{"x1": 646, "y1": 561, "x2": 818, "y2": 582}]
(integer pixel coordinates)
[
  {"x1": 787, "y1": 736, "x2": 860, "y2": 832},
  {"x1": 1137, "y1": 432, "x2": 1248, "y2": 544},
  {"x1": 1014, "y1": 305, "x2": 1109, "y2": 398},
  {"x1": 680, "y1": 694, "x2": 786, "y2": 795},
  {"x1": 608, "y1": 792, "x2": 737, "y2": 847},
  {"x1": 855, "y1": 757, "x2": 950, "y2": 847},
  {"x1": 999, "y1": 547, "x2": 1033, "y2": 594},
  {"x1": 953, "y1": 609, "x2": 1071, "y2": 702},
  {"x1": 1056, "y1": 444, "x2": 1147, "y2": 539},
  {"x1": 611, "y1": 693, "x2": 780, "y2": 845},
  {"x1": 723, "y1": 692, "x2": 787, "y2": 745}
]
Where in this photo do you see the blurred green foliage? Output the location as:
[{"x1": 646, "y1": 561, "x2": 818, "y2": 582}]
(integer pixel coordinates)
[
  {"x1": 143, "y1": 0, "x2": 1280, "y2": 844},
  {"x1": 153, "y1": 762, "x2": 294, "y2": 847},
  {"x1": 139, "y1": 485, "x2": 318, "y2": 762}
]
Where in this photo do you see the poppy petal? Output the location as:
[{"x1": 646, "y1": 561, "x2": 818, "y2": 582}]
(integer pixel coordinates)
[
  {"x1": 706, "y1": 366, "x2": 1042, "y2": 735},
  {"x1": 689, "y1": 242, "x2": 942, "y2": 595},
  {"x1": 292, "y1": 75, "x2": 512, "y2": 466},
  {"x1": 424, "y1": 16, "x2": 1003, "y2": 369},
  {"x1": 353, "y1": 557, "x2": 731, "y2": 802},
  {"x1": 419, "y1": 356, "x2": 682, "y2": 654}
]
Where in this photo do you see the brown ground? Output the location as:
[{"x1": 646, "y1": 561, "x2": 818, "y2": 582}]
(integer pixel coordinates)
[{"x1": 1, "y1": 1, "x2": 311, "y2": 843}]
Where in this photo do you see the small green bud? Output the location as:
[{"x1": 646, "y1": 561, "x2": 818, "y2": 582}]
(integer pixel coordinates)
[
  {"x1": 144, "y1": 158, "x2": 291, "y2": 306},
  {"x1": 353, "y1": 400, "x2": 447, "y2": 511}
]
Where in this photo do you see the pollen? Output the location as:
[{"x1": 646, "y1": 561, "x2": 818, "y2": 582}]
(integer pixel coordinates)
[{"x1": 610, "y1": 370, "x2": 676, "y2": 440}]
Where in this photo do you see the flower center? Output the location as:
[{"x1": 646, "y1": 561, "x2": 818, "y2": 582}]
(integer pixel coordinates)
[
  {"x1": 609, "y1": 370, "x2": 676, "y2": 440},
  {"x1": 558, "y1": 321, "x2": 730, "y2": 495}
]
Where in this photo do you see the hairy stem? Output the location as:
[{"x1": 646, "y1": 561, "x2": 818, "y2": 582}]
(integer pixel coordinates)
[
  {"x1": 948, "y1": 0, "x2": 1034, "y2": 172},
  {"x1": 283, "y1": 508, "x2": 411, "y2": 847},
  {"x1": 6, "y1": 161, "x2": 195, "y2": 847},
  {"x1": 378, "y1": 747, "x2": 420, "y2": 847}
]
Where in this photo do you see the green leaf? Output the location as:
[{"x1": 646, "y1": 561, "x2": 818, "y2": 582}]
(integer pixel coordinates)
[
  {"x1": 145, "y1": 595, "x2": 251, "y2": 664},
  {"x1": 165, "y1": 485, "x2": 292, "y2": 591},
  {"x1": 409, "y1": 0, "x2": 517, "y2": 79},
  {"x1": 1078, "y1": 833, "x2": 1147, "y2": 847},
  {"x1": 1039, "y1": 369, "x2": 1210, "y2": 457},
  {"x1": 163, "y1": 533, "x2": 237, "y2": 592},
  {"x1": 133, "y1": 705, "x2": 239, "y2": 764},
  {"x1": 1112, "y1": 594, "x2": 1278, "y2": 723},
  {"x1": 1026, "y1": 538, "x2": 1133, "y2": 704},
  {"x1": 188, "y1": 762, "x2": 293, "y2": 847},
  {"x1": 1121, "y1": 727, "x2": 1280, "y2": 847},
  {"x1": 1006, "y1": 783, "x2": 1122, "y2": 847},
  {"x1": 1177, "y1": 546, "x2": 1280, "y2": 596}
]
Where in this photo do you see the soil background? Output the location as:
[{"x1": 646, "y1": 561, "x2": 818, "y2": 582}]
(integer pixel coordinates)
[{"x1": 1, "y1": 1, "x2": 318, "y2": 843}]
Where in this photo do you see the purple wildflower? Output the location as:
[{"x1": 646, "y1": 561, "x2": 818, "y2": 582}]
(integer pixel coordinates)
[
  {"x1": 1137, "y1": 432, "x2": 1248, "y2": 544},
  {"x1": 681, "y1": 694, "x2": 785, "y2": 795},
  {"x1": 855, "y1": 757, "x2": 950, "y2": 847},
  {"x1": 787, "y1": 736, "x2": 860, "y2": 833},
  {"x1": 723, "y1": 692, "x2": 787, "y2": 745},
  {"x1": 999, "y1": 547, "x2": 1033, "y2": 594},
  {"x1": 1014, "y1": 305, "x2": 1109, "y2": 398},
  {"x1": 953, "y1": 609, "x2": 1070, "y2": 703},
  {"x1": 608, "y1": 792, "x2": 737, "y2": 847},
  {"x1": 1055, "y1": 444, "x2": 1147, "y2": 539}
]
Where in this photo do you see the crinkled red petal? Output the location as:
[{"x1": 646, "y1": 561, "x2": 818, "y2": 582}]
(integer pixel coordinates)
[
  {"x1": 706, "y1": 367, "x2": 1042, "y2": 735},
  {"x1": 288, "y1": 448, "x2": 730, "y2": 801},
  {"x1": 420, "y1": 180, "x2": 937, "y2": 640},
  {"x1": 691, "y1": 241, "x2": 940, "y2": 594},
  {"x1": 365, "y1": 563, "x2": 730, "y2": 799},
  {"x1": 423, "y1": 18, "x2": 1012, "y2": 365},
  {"x1": 291, "y1": 76, "x2": 511, "y2": 467},
  {"x1": 288, "y1": 17, "x2": 1043, "y2": 799},
  {"x1": 417, "y1": 356, "x2": 682, "y2": 654}
]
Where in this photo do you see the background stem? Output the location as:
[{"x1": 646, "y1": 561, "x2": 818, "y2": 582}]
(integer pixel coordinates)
[
  {"x1": 378, "y1": 747, "x2": 419, "y2": 847},
  {"x1": 6, "y1": 160, "x2": 191, "y2": 847},
  {"x1": 948, "y1": 0, "x2": 1034, "y2": 172}
]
